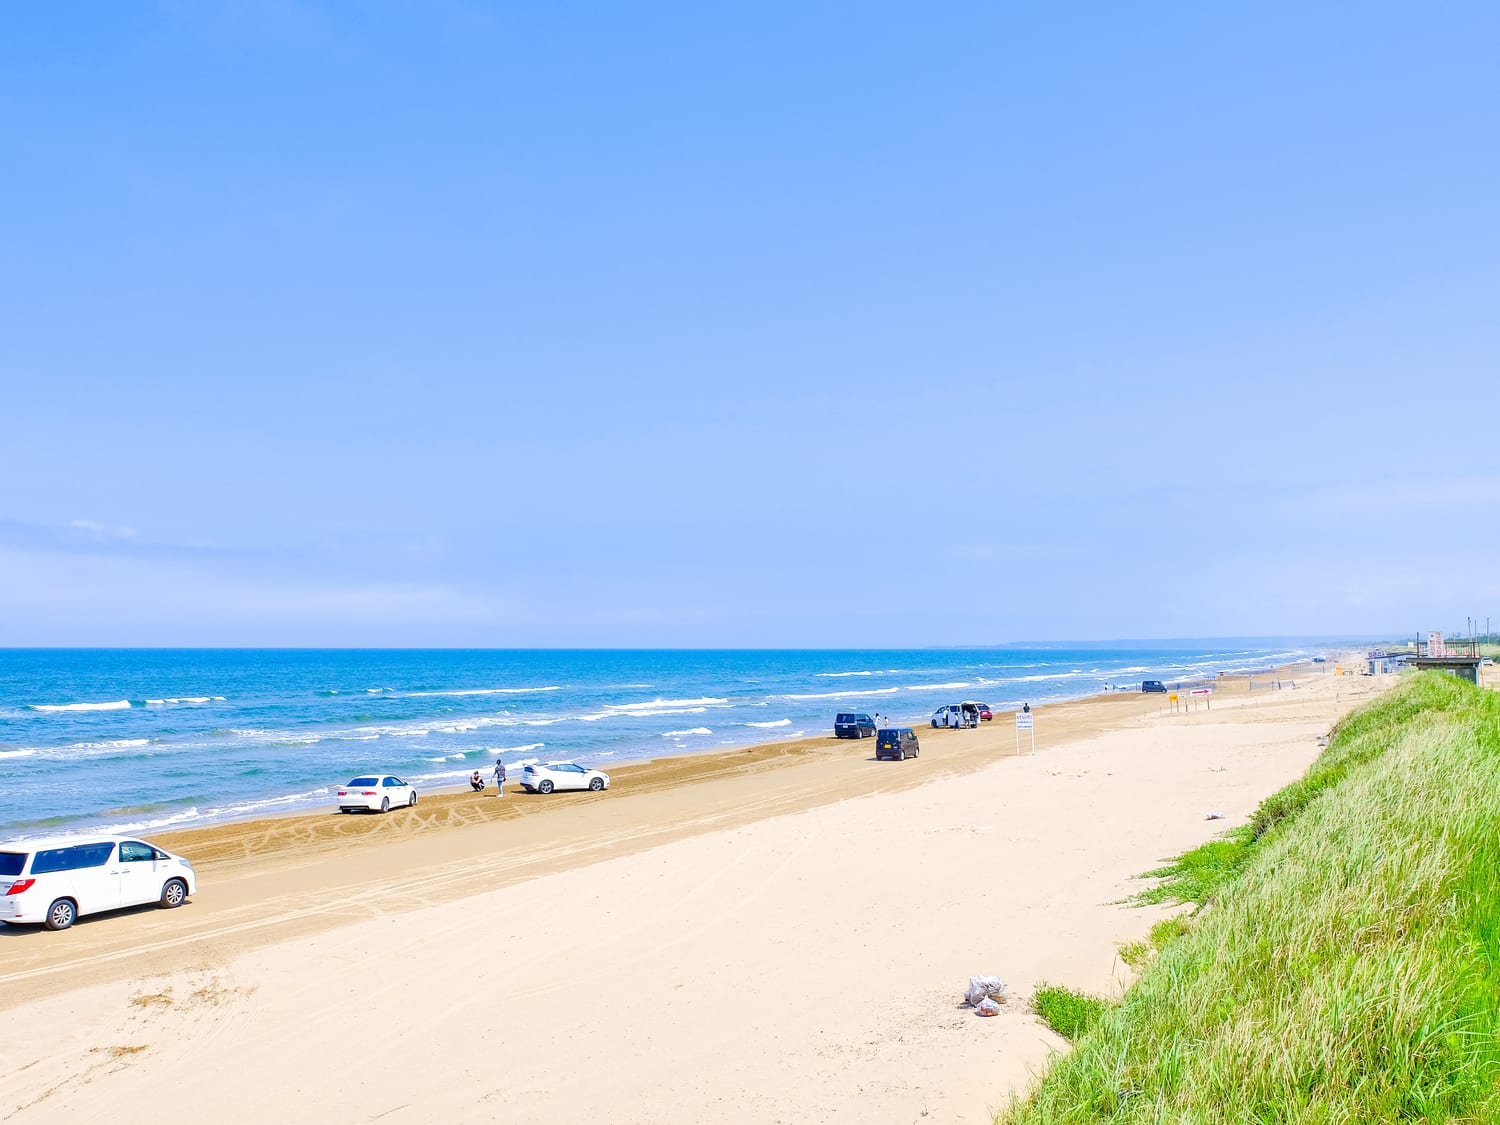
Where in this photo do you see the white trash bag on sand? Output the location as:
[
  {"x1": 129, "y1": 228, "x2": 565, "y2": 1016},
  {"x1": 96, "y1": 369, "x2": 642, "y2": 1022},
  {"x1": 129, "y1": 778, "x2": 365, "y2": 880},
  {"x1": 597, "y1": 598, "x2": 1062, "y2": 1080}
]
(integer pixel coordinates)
[{"x1": 965, "y1": 976, "x2": 1008, "y2": 1009}]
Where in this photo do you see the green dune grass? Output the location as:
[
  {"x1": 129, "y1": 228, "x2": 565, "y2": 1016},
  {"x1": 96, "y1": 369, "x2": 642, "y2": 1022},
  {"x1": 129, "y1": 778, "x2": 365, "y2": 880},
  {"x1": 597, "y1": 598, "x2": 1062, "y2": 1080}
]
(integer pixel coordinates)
[{"x1": 1000, "y1": 673, "x2": 1500, "y2": 1124}]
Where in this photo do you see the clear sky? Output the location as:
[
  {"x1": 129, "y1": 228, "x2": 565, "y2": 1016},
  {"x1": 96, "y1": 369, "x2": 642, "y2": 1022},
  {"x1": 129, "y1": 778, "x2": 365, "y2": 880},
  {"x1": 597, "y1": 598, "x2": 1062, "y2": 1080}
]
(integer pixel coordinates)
[{"x1": 2, "y1": 2, "x2": 1497, "y2": 647}]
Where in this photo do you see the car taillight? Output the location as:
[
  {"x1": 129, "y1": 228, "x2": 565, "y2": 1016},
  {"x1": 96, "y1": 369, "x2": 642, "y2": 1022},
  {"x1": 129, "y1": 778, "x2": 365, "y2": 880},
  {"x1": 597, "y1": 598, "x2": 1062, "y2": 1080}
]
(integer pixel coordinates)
[
  {"x1": 362, "y1": 790, "x2": 377, "y2": 796},
  {"x1": 5, "y1": 879, "x2": 35, "y2": 896},
  {"x1": 337, "y1": 790, "x2": 348, "y2": 796}
]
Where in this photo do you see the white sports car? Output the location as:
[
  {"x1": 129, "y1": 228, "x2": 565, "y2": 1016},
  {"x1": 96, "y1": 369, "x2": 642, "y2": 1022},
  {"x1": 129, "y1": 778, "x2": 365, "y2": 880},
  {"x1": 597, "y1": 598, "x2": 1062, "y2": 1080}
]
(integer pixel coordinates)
[
  {"x1": 335, "y1": 775, "x2": 418, "y2": 813},
  {"x1": 519, "y1": 762, "x2": 610, "y2": 795}
]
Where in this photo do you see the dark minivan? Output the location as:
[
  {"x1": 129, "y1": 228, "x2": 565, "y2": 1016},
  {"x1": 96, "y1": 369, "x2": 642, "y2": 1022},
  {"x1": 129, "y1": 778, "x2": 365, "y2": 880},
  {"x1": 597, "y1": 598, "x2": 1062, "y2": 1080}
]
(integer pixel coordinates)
[
  {"x1": 875, "y1": 727, "x2": 920, "y2": 761},
  {"x1": 835, "y1": 712, "x2": 877, "y2": 738},
  {"x1": 1141, "y1": 680, "x2": 1168, "y2": 693}
]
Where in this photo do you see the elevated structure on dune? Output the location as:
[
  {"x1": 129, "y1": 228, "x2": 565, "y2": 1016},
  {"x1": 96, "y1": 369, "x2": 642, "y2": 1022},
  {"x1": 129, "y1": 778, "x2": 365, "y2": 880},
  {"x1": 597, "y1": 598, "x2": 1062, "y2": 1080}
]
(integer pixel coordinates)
[{"x1": 1405, "y1": 634, "x2": 1482, "y2": 685}]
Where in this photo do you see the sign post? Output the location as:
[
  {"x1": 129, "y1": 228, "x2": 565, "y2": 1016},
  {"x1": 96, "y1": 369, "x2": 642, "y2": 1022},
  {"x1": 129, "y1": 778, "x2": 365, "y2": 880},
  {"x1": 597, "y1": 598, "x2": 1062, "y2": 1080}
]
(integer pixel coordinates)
[
  {"x1": 1015, "y1": 708, "x2": 1035, "y2": 755},
  {"x1": 1191, "y1": 687, "x2": 1212, "y2": 710}
]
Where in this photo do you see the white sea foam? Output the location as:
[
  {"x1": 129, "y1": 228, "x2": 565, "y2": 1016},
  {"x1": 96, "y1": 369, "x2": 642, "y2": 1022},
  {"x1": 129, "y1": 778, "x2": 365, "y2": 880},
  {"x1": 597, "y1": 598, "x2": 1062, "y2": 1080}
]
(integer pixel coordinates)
[
  {"x1": 491, "y1": 743, "x2": 544, "y2": 754},
  {"x1": 144, "y1": 696, "x2": 223, "y2": 706},
  {"x1": 775, "y1": 687, "x2": 900, "y2": 701},
  {"x1": 577, "y1": 696, "x2": 727, "y2": 722},
  {"x1": 408, "y1": 766, "x2": 480, "y2": 785},
  {"x1": 902, "y1": 681, "x2": 972, "y2": 692},
  {"x1": 404, "y1": 686, "x2": 562, "y2": 698},
  {"x1": 94, "y1": 787, "x2": 328, "y2": 835},
  {"x1": 68, "y1": 738, "x2": 151, "y2": 750},
  {"x1": 582, "y1": 705, "x2": 709, "y2": 720},
  {"x1": 523, "y1": 718, "x2": 566, "y2": 726},
  {"x1": 427, "y1": 717, "x2": 518, "y2": 734},
  {"x1": 0, "y1": 749, "x2": 36, "y2": 759},
  {"x1": 662, "y1": 727, "x2": 712, "y2": 737},
  {"x1": 615, "y1": 697, "x2": 726, "y2": 713},
  {"x1": 815, "y1": 669, "x2": 900, "y2": 678},
  {"x1": 31, "y1": 700, "x2": 131, "y2": 712},
  {"x1": 746, "y1": 718, "x2": 792, "y2": 728}
]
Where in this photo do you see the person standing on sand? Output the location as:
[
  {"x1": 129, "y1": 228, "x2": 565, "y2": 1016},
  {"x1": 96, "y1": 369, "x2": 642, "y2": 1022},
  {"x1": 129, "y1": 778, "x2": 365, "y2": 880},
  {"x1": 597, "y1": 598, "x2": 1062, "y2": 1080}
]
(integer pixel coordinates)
[{"x1": 493, "y1": 758, "x2": 506, "y2": 797}]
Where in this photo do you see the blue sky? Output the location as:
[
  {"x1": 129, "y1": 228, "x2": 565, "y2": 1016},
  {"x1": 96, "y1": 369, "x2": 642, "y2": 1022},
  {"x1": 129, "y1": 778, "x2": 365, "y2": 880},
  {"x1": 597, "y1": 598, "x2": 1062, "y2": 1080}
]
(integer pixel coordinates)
[{"x1": 2, "y1": 2, "x2": 1498, "y2": 646}]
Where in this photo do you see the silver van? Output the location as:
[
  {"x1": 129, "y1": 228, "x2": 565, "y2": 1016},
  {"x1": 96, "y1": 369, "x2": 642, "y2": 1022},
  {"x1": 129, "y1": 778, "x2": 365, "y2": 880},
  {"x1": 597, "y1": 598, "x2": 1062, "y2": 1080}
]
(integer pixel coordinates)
[{"x1": 0, "y1": 834, "x2": 197, "y2": 931}]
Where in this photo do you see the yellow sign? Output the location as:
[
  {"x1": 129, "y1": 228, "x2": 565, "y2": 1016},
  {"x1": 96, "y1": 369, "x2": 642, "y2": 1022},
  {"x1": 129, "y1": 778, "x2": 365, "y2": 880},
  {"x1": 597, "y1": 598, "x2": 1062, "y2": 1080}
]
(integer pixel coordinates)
[{"x1": 1168, "y1": 693, "x2": 1179, "y2": 702}]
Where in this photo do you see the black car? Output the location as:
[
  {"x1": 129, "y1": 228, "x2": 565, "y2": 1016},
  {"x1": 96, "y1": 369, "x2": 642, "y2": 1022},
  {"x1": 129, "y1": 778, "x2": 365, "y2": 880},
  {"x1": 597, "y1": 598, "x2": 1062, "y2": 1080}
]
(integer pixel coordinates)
[
  {"x1": 1141, "y1": 680, "x2": 1167, "y2": 693},
  {"x1": 835, "y1": 712, "x2": 877, "y2": 738},
  {"x1": 875, "y1": 728, "x2": 920, "y2": 760}
]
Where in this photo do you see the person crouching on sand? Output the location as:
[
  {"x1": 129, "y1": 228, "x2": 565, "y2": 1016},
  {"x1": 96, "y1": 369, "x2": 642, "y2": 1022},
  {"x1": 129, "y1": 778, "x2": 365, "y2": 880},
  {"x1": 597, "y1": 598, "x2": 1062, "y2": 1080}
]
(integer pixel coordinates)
[
  {"x1": 469, "y1": 770, "x2": 485, "y2": 793},
  {"x1": 493, "y1": 758, "x2": 506, "y2": 797}
]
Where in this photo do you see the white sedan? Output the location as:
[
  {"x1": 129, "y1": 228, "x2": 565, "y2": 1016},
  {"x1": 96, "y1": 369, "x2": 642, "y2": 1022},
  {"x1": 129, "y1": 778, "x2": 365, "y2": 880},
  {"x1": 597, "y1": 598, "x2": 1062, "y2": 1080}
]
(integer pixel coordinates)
[
  {"x1": 519, "y1": 761, "x2": 610, "y2": 795},
  {"x1": 335, "y1": 775, "x2": 418, "y2": 813}
]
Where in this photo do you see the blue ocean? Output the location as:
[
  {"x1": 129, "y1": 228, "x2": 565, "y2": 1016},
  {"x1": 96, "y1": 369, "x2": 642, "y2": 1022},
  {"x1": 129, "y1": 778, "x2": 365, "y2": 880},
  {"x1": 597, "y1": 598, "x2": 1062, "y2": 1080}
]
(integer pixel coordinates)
[{"x1": 0, "y1": 644, "x2": 1320, "y2": 839}]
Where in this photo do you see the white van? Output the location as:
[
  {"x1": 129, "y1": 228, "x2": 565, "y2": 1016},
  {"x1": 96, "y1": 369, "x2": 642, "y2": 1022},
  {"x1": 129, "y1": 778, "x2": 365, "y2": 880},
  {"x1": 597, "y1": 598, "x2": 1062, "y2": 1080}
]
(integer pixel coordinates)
[{"x1": 0, "y1": 834, "x2": 197, "y2": 931}]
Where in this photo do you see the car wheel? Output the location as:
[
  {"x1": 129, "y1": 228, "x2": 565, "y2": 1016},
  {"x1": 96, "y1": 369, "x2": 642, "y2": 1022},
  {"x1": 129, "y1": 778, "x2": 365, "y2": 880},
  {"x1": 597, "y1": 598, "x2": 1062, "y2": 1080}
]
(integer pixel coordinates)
[
  {"x1": 913, "y1": 747, "x2": 919, "y2": 757},
  {"x1": 45, "y1": 898, "x2": 77, "y2": 931},
  {"x1": 589, "y1": 777, "x2": 604, "y2": 791},
  {"x1": 160, "y1": 878, "x2": 187, "y2": 909},
  {"x1": 408, "y1": 791, "x2": 418, "y2": 807},
  {"x1": 380, "y1": 796, "x2": 390, "y2": 813},
  {"x1": 539, "y1": 779, "x2": 554, "y2": 794}
]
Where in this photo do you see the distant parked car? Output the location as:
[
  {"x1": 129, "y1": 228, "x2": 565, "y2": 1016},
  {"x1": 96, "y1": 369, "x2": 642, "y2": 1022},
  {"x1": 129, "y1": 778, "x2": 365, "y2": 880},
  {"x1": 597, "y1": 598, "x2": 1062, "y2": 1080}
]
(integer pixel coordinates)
[
  {"x1": 1312, "y1": 657, "x2": 1328, "y2": 663},
  {"x1": 931, "y1": 704, "x2": 978, "y2": 728},
  {"x1": 0, "y1": 834, "x2": 196, "y2": 931},
  {"x1": 834, "y1": 712, "x2": 877, "y2": 739},
  {"x1": 336, "y1": 775, "x2": 417, "y2": 813},
  {"x1": 875, "y1": 728, "x2": 920, "y2": 761},
  {"x1": 964, "y1": 700, "x2": 994, "y2": 721},
  {"x1": 1141, "y1": 680, "x2": 1167, "y2": 693},
  {"x1": 521, "y1": 761, "x2": 610, "y2": 794}
]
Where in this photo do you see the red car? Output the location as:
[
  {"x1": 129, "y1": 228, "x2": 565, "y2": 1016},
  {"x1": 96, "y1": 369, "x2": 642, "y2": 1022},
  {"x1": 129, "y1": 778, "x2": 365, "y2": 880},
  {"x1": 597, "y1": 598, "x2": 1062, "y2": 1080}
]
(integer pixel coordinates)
[{"x1": 966, "y1": 701, "x2": 994, "y2": 721}]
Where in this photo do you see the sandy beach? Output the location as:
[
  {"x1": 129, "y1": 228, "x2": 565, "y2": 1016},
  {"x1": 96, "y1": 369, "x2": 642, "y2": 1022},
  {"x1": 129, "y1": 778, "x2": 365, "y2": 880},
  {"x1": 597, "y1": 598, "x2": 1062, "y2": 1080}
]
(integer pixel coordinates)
[{"x1": 0, "y1": 665, "x2": 1391, "y2": 1123}]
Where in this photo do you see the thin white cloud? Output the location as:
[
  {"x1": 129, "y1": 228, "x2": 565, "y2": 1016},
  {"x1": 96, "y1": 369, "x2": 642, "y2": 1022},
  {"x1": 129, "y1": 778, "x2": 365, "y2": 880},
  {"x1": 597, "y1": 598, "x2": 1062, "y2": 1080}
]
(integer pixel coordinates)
[{"x1": 1280, "y1": 476, "x2": 1500, "y2": 519}]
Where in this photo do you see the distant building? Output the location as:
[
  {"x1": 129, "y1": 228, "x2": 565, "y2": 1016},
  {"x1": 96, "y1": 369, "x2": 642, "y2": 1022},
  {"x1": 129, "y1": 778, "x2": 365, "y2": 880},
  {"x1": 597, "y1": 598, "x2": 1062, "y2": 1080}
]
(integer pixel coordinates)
[
  {"x1": 1406, "y1": 637, "x2": 1481, "y2": 684},
  {"x1": 1366, "y1": 650, "x2": 1406, "y2": 675}
]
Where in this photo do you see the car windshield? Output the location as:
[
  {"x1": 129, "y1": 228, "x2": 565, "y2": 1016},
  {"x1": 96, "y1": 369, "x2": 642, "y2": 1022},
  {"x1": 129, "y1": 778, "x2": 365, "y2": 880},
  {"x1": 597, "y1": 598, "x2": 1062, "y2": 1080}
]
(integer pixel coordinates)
[
  {"x1": 836, "y1": 714, "x2": 856, "y2": 722},
  {"x1": 348, "y1": 777, "x2": 378, "y2": 786},
  {"x1": 0, "y1": 852, "x2": 25, "y2": 876}
]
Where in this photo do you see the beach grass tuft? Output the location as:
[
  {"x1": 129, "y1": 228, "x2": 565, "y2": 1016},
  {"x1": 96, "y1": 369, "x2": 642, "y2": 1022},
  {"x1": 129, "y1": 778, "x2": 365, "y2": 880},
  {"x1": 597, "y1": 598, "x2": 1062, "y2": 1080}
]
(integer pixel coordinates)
[
  {"x1": 1000, "y1": 672, "x2": 1500, "y2": 1123},
  {"x1": 1032, "y1": 985, "x2": 1111, "y2": 1042},
  {"x1": 1116, "y1": 941, "x2": 1150, "y2": 970}
]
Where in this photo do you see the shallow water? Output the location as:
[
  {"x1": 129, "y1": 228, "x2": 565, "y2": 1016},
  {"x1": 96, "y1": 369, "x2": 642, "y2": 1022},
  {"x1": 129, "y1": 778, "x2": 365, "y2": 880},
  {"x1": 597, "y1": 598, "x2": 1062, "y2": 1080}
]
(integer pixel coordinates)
[{"x1": 0, "y1": 643, "x2": 1319, "y2": 837}]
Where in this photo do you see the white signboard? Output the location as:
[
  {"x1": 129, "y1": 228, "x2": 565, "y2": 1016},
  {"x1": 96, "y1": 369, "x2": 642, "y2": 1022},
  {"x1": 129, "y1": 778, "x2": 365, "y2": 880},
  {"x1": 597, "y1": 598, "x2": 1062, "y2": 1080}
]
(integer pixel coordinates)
[
  {"x1": 1428, "y1": 632, "x2": 1445, "y2": 657},
  {"x1": 1014, "y1": 710, "x2": 1035, "y2": 755}
]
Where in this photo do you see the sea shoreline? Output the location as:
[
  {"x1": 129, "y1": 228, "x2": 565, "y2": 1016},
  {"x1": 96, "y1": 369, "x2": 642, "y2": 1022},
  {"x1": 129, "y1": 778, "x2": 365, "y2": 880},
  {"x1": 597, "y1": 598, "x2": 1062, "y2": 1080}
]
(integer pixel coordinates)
[
  {"x1": 0, "y1": 655, "x2": 1390, "y2": 1124},
  {"x1": 3, "y1": 645, "x2": 1337, "y2": 840}
]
